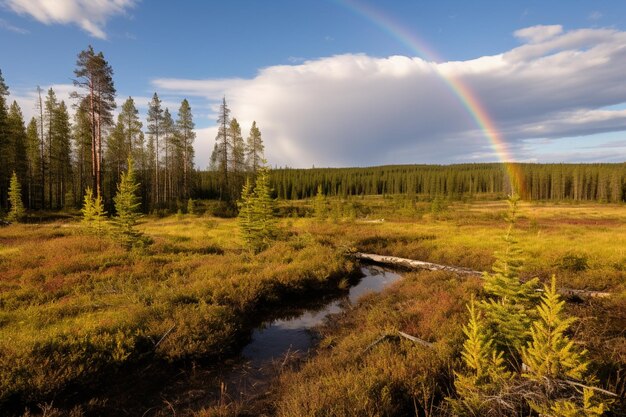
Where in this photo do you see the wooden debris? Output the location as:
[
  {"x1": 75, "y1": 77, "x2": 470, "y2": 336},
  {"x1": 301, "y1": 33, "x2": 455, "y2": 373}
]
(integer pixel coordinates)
[
  {"x1": 355, "y1": 252, "x2": 481, "y2": 276},
  {"x1": 361, "y1": 330, "x2": 434, "y2": 356},
  {"x1": 355, "y1": 252, "x2": 612, "y2": 298},
  {"x1": 153, "y1": 324, "x2": 176, "y2": 350}
]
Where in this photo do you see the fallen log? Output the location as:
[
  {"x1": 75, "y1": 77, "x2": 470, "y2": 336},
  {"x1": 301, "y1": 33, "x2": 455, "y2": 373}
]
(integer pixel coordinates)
[
  {"x1": 355, "y1": 252, "x2": 612, "y2": 298},
  {"x1": 355, "y1": 252, "x2": 481, "y2": 276}
]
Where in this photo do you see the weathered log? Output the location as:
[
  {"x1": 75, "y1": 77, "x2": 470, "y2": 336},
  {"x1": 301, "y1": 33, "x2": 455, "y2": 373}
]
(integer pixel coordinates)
[
  {"x1": 355, "y1": 252, "x2": 481, "y2": 276},
  {"x1": 355, "y1": 252, "x2": 612, "y2": 298}
]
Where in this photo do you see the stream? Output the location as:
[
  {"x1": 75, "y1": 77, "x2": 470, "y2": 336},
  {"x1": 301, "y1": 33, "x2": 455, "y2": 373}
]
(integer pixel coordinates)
[
  {"x1": 242, "y1": 265, "x2": 402, "y2": 367},
  {"x1": 71, "y1": 265, "x2": 403, "y2": 416}
]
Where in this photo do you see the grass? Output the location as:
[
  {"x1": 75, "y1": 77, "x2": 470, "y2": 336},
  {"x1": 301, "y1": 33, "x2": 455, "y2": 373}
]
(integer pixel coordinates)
[
  {"x1": 0, "y1": 213, "x2": 356, "y2": 413},
  {"x1": 1, "y1": 196, "x2": 625, "y2": 415}
]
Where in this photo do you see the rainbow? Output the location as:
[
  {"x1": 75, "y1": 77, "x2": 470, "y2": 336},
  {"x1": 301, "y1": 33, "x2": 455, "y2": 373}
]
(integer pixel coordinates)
[{"x1": 335, "y1": 0, "x2": 525, "y2": 195}]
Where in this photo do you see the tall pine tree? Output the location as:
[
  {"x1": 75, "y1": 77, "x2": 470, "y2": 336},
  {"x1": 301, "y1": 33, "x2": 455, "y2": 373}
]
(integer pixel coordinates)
[
  {"x1": 245, "y1": 121, "x2": 264, "y2": 174},
  {"x1": 72, "y1": 45, "x2": 116, "y2": 199},
  {"x1": 177, "y1": 99, "x2": 195, "y2": 199}
]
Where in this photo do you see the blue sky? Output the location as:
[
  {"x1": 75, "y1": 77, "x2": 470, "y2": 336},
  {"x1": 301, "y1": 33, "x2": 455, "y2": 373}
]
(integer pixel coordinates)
[{"x1": 1, "y1": 0, "x2": 626, "y2": 168}]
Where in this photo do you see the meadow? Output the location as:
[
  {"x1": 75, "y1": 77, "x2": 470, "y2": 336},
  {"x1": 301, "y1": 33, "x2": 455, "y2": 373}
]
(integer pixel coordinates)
[{"x1": 1, "y1": 196, "x2": 625, "y2": 416}]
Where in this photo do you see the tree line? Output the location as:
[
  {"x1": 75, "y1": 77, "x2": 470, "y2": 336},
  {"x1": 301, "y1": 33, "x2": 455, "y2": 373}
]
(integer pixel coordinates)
[
  {"x1": 196, "y1": 163, "x2": 626, "y2": 202},
  {"x1": 0, "y1": 45, "x2": 196, "y2": 214},
  {"x1": 207, "y1": 97, "x2": 265, "y2": 207}
]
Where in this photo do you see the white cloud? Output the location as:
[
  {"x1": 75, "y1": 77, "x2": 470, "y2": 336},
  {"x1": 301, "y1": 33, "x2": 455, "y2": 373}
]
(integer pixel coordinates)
[
  {"x1": 514, "y1": 24, "x2": 563, "y2": 43},
  {"x1": 2, "y1": 0, "x2": 137, "y2": 39},
  {"x1": 153, "y1": 25, "x2": 626, "y2": 167}
]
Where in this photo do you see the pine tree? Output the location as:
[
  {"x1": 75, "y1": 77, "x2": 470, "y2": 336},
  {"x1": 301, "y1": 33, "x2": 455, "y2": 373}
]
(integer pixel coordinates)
[
  {"x1": 521, "y1": 276, "x2": 608, "y2": 415},
  {"x1": 7, "y1": 171, "x2": 25, "y2": 222},
  {"x1": 186, "y1": 198, "x2": 195, "y2": 215},
  {"x1": 238, "y1": 177, "x2": 254, "y2": 249},
  {"x1": 162, "y1": 108, "x2": 176, "y2": 205},
  {"x1": 481, "y1": 193, "x2": 540, "y2": 355},
  {"x1": 73, "y1": 98, "x2": 93, "y2": 203},
  {"x1": 238, "y1": 164, "x2": 276, "y2": 253},
  {"x1": 522, "y1": 276, "x2": 588, "y2": 381},
  {"x1": 51, "y1": 101, "x2": 73, "y2": 209},
  {"x1": 245, "y1": 121, "x2": 264, "y2": 174},
  {"x1": 250, "y1": 164, "x2": 276, "y2": 252},
  {"x1": 72, "y1": 46, "x2": 116, "y2": 199},
  {"x1": 177, "y1": 99, "x2": 195, "y2": 199},
  {"x1": 0, "y1": 70, "x2": 10, "y2": 211},
  {"x1": 450, "y1": 299, "x2": 511, "y2": 415},
  {"x1": 113, "y1": 158, "x2": 144, "y2": 250},
  {"x1": 7, "y1": 102, "x2": 28, "y2": 206},
  {"x1": 81, "y1": 186, "x2": 107, "y2": 236},
  {"x1": 147, "y1": 93, "x2": 163, "y2": 208},
  {"x1": 230, "y1": 118, "x2": 245, "y2": 200},
  {"x1": 25, "y1": 117, "x2": 41, "y2": 209},
  {"x1": 314, "y1": 184, "x2": 328, "y2": 220},
  {"x1": 215, "y1": 97, "x2": 231, "y2": 203}
]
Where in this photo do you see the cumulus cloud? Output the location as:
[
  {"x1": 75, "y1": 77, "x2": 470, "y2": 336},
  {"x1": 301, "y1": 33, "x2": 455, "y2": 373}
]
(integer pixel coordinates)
[
  {"x1": 2, "y1": 0, "x2": 136, "y2": 39},
  {"x1": 153, "y1": 25, "x2": 626, "y2": 167}
]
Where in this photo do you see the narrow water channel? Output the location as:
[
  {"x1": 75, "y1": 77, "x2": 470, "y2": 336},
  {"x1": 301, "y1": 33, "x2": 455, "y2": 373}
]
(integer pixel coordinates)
[
  {"x1": 242, "y1": 265, "x2": 402, "y2": 367},
  {"x1": 88, "y1": 265, "x2": 403, "y2": 416}
]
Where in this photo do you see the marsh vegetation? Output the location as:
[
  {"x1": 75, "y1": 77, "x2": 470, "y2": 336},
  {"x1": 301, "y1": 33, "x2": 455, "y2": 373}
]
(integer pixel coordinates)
[{"x1": 0, "y1": 196, "x2": 624, "y2": 416}]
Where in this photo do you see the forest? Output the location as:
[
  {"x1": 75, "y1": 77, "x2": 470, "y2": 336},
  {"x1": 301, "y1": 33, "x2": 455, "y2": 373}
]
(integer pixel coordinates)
[
  {"x1": 1, "y1": 47, "x2": 625, "y2": 219},
  {"x1": 198, "y1": 163, "x2": 626, "y2": 203}
]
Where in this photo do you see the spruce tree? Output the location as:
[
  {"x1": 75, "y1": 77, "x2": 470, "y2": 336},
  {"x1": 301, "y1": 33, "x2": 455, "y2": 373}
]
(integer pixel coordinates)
[
  {"x1": 230, "y1": 118, "x2": 245, "y2": 200},
  {"x1": 521, "y1": 276, "x2": 607, "y2": 415},
  {"x1": 314, "y1": 184, "x2": 328, "y2": 220},
  {"x1": 522, "y1": 276, "x2": 588, "y2": 380},
  {"x1": 214, "y1": 97, "x2": 231, "y2": 203},
  {"x1": 25, "y1": 117, "x2": 41, "y2": 209},
  {"x1": 176, "y1": 99, "x2": 195, "y2": 199},
  {"x1": 480, "y1": 194, "x2": 540, "y2": 356},
  {"x1": 147, "y1": 93, "x2": 163, "y2": 207},
  {"x1": 238, "y1": 164, "x2": 276, "y2": 253},
  {"x1": 187, "y1": 198, "x2": 195, "y2": 215},
  {"x1": 238, "y1": 177, "x2": 254, "y2": 249},
  {"x1": 113, "y1": 158, "x2": 143, "y2": 250},
  {"x1": 0, "y1": 70, "x2": 10, "y2": 211},
  {"x1": 245, "y1": 121, "x2": 264, "y2": 174},
  {"x1": 7, "y1": 171, "x2": 25, "y2": 222},
  {"x1": 81, "y1": 186, "x2": 107, "y2": 236},
  {"x1": 250, "y1": 164, "x2": 276, "y2": 252},
  {"x1": 451, "y1": 299, "x2": 511, "y2": 415}
]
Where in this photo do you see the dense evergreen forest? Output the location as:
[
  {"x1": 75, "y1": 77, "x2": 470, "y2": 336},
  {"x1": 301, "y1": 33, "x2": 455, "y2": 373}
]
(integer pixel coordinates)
[
  {"x1": 1, "y1": 47, "x2": 625, "y2": 215},
  {"x1": 198, "y1": 163, "x2": 626, "y2": 202},
  {"x1": 0, "y1": 46, "x2": 198, "y2": 213}
]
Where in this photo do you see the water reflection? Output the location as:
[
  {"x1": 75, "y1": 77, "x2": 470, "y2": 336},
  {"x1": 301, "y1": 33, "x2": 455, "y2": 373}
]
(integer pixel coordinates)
[{"x1": 242, "y1": 266, "x2": 402, "y2": 366}]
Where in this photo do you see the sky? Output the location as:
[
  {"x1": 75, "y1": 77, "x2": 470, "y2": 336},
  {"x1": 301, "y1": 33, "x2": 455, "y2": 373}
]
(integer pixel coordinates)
[{"x1": 1, "y1": 0, "x2": 625, "y2": 169}]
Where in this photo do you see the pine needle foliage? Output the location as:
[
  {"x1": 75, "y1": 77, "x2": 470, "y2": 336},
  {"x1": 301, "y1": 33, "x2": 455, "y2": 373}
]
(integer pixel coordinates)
[
  {"x1": 81, "y1": 187, "x2": 108, "y2": 236},
  {"x1": 113, "y1": 158, "x2": 144, "y2": 250},
  {"x1": 314, "y1": 184, "x2": 327, "y2": 220},
  {"x1": 187, "y1": 198, "x2": 195, "y2": 215},
  {"x1": 238, "y1": 164, "x2": 276, "y2": 253},
  {"x1": 7, "y1": 171, "x2": 25, "y2": 222},
  {"x1": 238, "y1": 177, "x2": 254, "y2": 249},
  {"x1": 522, "y1": 275, "x2": 588, "y2": 381},
  {"x1": 450, "y1": 298, "x2": 512, "y2": 415},
  {"x1": 481, "y1": 193, "x2": 540, "y2": 355}
]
